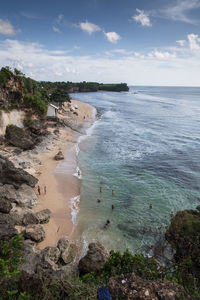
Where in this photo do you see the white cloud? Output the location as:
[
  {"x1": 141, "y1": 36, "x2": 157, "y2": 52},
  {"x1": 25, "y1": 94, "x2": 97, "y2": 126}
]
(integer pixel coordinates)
[
  {"x1": 133, "y1": 9, "x2": 152, "y2": 27},
  {"x1": 0, "y1": 19, "x2": 18, "y2": 35},
  {"x1": 104, "y1": 32, "x2": 120, "y2": 43},
  {"x1": 53, "y1": 26, "x2": 61, "y2": 33},
  {"x1": 79, "y1": 21, "x2": 101, "y2": 34},
  {"x1": 176, "y1": 40, "x2": 186, "y2": 46},
  {"x1": 1, "y1": 36, "x2": 200, "y2": 86},
  {"x1": 159, "y1": 0, "x2": 200, "y2": 24},
  {"x1": 148, "y1": 51, "x2": 176, "y2": 59},
  {"x1": 56, "y1": 14, "x2": 64, "y2": 25},
  {"x1": 187, "y1": 33, "x2": 200, "y2": 50}
]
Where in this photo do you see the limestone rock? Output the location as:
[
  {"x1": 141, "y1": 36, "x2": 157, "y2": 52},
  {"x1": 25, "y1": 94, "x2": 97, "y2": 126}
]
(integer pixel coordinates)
[
  {"x1": 5, "y1": 125, "x2": 35, "y2": 150},
  {"x1": 54, "y1": 150, "x2": 64, "y2": 160},
  {"x1": 0, "y1": 199, "x2": 12, "y2": 213},
  {"x1": 35, "y1": 209, "x2": 51, "y2": 224},
  {"x1": 108, "y1": 273, "x2": 191, "y2": 300},
  {"x1": 78, "y1": 242, "x2": 109, "y2": 275},
  {"x1": 15, "y1": 184, "x2": 37, "y2": 208},
  {"x1": 0, "y1": 155, "x2": 38, "y2": 188},
  {"x1": 20, "y1": 240, "x2": 40, "y2": 275},
  {"x1": 28, "y1": 120, "x2": 45, "y2": 135},
  {"x1": 0, "y1": 224, "x2": 17, "y2": 240},
  {"x1": 62, "y1": 243, "x2": 77, "y2": 264},
  {"x1": 23, "y1": 211, "x2": 39, "y2": 226},
  {"x1": 24, "y1": 224, "x2": 45, "y2": 242},
  {"x1": 57, "y1": 236, "x2": 69, "y2": 252}
]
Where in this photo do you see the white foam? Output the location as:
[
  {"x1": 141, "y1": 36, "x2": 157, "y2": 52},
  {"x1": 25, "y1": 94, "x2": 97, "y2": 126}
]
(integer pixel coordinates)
[
  {"x1": 70, "y1": 195, "x2": 80, "y2": 224},
  {"x1": 73, "y1": 166, "x2": 82, "y2": 179}
]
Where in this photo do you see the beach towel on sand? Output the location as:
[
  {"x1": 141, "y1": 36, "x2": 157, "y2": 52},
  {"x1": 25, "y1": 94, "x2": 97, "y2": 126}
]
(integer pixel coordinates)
[{"x1": 97, "y1": 286, "x2": 112, "y2": 300}]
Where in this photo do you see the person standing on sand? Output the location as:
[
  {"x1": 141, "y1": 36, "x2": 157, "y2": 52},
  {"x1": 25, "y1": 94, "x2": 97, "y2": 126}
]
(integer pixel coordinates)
[
  {"x1": 44, "y1": 185, "x2": 47, "y2": 195},
  {"x1": 38, "y1": 186, "x2": 41, "y2": 195}
]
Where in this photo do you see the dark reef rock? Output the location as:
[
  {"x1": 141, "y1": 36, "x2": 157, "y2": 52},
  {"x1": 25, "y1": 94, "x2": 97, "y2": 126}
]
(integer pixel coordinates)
[
  {"x1": 0, "y1": 154, "x2": 38, "y2": 188},
  {"x1": 78, "y1": 242, "x2": 109, "y2": 275},
  {"x1": 108, "y1": 273, "x2": 191, "y2": 300},
  {"x1": 24, "y1": 224, "x2": 45, "y2": 242},
  {"x1": 5, "y1": 125, "x2": 35, "y2": 150},
  {"x1": 166, "y1": 209, "x2": 200, "y2": 279},
  {"x1": 54, "y1": 150, "x2": 64, "y2": 160}
]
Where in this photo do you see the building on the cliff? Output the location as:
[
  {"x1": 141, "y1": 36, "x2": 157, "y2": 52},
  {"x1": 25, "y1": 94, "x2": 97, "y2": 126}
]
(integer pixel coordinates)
[{"x1": 47, "y1": 103, "x2": 59, "y2": 117}]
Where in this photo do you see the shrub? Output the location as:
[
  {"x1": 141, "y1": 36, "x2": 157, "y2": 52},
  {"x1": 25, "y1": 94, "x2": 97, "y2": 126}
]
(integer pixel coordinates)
[{"x1": 24, "y1": 94, "x2": 47, "y2": 115}]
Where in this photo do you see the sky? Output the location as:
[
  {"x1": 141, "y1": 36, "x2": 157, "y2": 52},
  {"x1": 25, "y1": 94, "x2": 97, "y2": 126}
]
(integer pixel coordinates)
[{"x1": 1, "y1": 0, "x2": 200, "y2": 86}]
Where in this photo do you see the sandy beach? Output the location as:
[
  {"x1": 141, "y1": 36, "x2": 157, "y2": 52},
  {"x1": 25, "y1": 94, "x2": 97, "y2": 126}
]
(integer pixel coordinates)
[{"x1": 33, "y1": 99, "x2": 95, "y2": 249}]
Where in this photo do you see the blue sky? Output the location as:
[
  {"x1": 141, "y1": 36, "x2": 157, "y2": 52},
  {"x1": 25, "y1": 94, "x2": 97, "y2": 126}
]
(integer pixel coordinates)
[{"x1": 0, "y1": 0, "x2": 200, "y2": 85}]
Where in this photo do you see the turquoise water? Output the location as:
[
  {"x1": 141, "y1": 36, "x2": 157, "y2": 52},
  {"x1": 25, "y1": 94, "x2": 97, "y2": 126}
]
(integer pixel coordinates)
[{"x1": 72, "y1": 86, "x2": 200, "y2": 255}]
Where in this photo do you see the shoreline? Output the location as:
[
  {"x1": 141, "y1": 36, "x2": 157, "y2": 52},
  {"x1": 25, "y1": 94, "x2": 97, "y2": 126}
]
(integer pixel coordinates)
[{"x1": 32, "y1": 99, "x2": 96, "y2": 249}]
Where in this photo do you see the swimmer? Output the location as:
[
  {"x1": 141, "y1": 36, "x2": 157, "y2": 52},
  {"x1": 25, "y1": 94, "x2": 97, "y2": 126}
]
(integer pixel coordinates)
[
  {"x1": 104, "y1": 219, "x2": 110, "y2": 228},
  {"x1": 149, "y1": 204, "x2": 152, "y2": 209},
  {"x1": 100, "y1": 186, "x2": 102, "y2": 193},
  {"x1": 111, "y1": 205, "x2": 114, "y2": 210},
  {"x1": 97, "y1": 199, "x2": 101, "y2": 203},
  {"x1": 112, "y1": 190, "x2": 115, "y2": 196},
  {"x1": 78, "y1": 170, "x2": 81, "y2": 176}
]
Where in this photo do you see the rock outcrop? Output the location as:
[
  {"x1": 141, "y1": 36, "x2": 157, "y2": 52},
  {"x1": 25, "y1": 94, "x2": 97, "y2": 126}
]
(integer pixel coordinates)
[
  {"x1": 5, "y1": 124, "x2": 35, "y2": 150},
  {"x1": 0, "y1": 154, "x2": 38, "y2": 188},
  {"x1": 54, "y1": 150, "x2": 64, "y2": 160},
  {"x1": 35, "y1": 209, "x2": 51, "y2": 224},
  {"x1": 20, "y1": 237, "x2": 78, "y2": 279},
  {"x1": 108, "y1": 273, "x2": 191, "y2": 300},
  {"x1": 78, "y1": 242, "x2": 109, "y2": 275},
  {"x1": 0, "y1": 77, "x2": 25, "y2": 110},
  {"x1": 24, "y1": 224, "x2": 45, "y2": 242}
]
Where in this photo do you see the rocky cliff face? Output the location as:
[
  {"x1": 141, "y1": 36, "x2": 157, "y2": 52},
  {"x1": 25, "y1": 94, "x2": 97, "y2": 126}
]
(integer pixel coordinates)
[{"x1": 0, "y1": 77, "x2": 25, "y2": 110}]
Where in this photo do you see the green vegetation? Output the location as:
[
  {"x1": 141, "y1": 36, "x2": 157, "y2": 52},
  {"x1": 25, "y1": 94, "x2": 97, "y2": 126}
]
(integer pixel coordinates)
[
  {"x1": 0, "y1": 235, "x2": 199, "y2": 300},
  {"x1": 0, "y1": 66, "x2": 14, "y2": 86},
  {"x1": 50, "y1": 89, "x2": 71, "y2": 103},
  {"x1": 0, "y1": 234, "x2": 30, "y2": 300},
  {"x1": 23, "y1": 94, "x2": 47, "y2": 115},
  {"x1": 39, "y1": 81, "x2": 129, "y2": 93}
]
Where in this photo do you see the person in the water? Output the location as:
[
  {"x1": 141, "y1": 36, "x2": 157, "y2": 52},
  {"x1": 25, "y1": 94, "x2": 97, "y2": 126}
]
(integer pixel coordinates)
[{"x1": 104, "y1": 219, "x2": 110, "y2": 228}]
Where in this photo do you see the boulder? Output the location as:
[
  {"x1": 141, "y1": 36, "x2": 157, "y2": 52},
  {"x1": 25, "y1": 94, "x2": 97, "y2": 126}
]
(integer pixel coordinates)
[
  {"x1": 35, "y1": 209, "x2": 51, "y2": 224},
  {"x1": 28, "y1": 120, "x2": 45, "y2": 135},
  {"x1": 78, "y1": 242, "x2": 109, "y2": 275},
  {"x1": 5, "y1": 124, "x2": 35, "y2": 150},
  {"x1": 54, "y1": 150, "x2": 64, "y2": 160},
  {"x1": 0, "y1": 155, "x2": 38, "y2": 188},
  {"x1": 24, "y1": 224, "x2": 45, "y2": 242},
  {"x1": 15, "y1": 184, "x2": 37, "y2": 208},
  {"x1": 23, "y1": 211, "x2": 39, "y2": 226},
  {"x1": 36, "y1": 247, "x2": 60, "y2": 275},
  {"x1": 108, "y1": 273, "x2": 191, "y2": 300},
  {"x1": 0, "y1": 212, "x2": 15, "y2": 225},
  {"x1": 20, "y1": 240, "x2": 41, "y2": 275},
  {"x1": 61, "y1": 243, "x2": 77, "y2": 265},
  {"x1": 0, "y1": 224, "x2": 17, "y2": 240},
  {"x1": 0, "y1": 199, "x2": 12, "y2": 213}
]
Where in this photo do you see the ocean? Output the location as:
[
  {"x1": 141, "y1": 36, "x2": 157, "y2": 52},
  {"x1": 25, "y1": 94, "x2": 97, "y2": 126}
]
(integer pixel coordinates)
[{"x1": 71, "y1": 86, "x2": 200, "y2": 256}]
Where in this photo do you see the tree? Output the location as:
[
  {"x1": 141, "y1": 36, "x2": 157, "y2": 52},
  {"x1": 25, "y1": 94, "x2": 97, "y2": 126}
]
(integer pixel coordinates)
[{"x1": 50, "y1": 89, "x2": 71, "y2": 103}]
